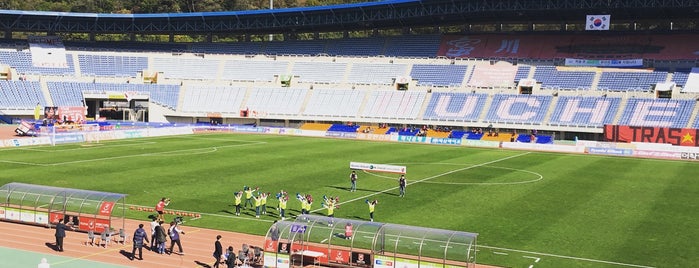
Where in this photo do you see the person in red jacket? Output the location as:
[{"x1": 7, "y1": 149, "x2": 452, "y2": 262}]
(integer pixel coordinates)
[{"x1": 155, "y1": 197, "x2": 170, "y2": 221}]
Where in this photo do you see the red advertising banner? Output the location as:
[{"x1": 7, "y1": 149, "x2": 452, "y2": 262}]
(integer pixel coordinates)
[
  {"x1": 79, "y1": 217, "x2": 110, "y2": 233},
  {"x1": 98, "y1": 201, "x2": 115, "y2": 216},
  {"x1": 264, "y1": 239, "x2": 276, "y2": 252},
  {"x1": 57, "y1": 106, "x2": 87, "y2": 123},
  {"x1": 604, "y1": 125, "x2": 699, "y2": 147},
  {"x1": 329, "y1": 249, "x2": 350, "y2": 264},
  {"x1": 49, "y1": 212, "x2": 63, "y2": 224}
]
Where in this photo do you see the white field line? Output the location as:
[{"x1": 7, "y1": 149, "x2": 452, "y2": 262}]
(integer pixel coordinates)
[
  {"x1": 312, "y1": 152, "x2": 531, "y2": 213},
  {"x1": 479, "y1": 245, "x2": 655, "y2": 268},
  {"x1": 363, "y1": 163, "x2": 543, "y2": 186},
  {"x1": 0, "y1": 141, "x2": 266, "y2": 166}
]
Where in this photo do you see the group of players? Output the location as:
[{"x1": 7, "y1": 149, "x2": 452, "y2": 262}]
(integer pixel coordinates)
[{"x1": 230, "y1": 170, "x2": 407, "y2": 222}]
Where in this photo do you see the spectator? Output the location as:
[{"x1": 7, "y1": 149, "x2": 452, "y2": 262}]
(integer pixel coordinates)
[
  {"x1": 224, "y1": 246, "x2": 236, "y2": 268},
  {"x1": 131, "y1": 224, "x2": 149, "y2": 260},
  {"x1": 155, "y1": 221, "x2": 167, "y2": 254},
  {"x1": 168, "y1": 221, "x2": 185, "y2": 255},
  {"x1": 213, "y1": 235, "x2": 223, "y2": 268},
  {"x1": 349, "y1": 171, "x2": 358, "y2": 192}
]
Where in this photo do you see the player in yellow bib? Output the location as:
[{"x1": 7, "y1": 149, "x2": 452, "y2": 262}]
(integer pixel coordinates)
[
  {"x1": 244, "y1": 187, "x2": 256, "y2": 209},
  {"x1": 254, "y1": 194, "x2": 262, "y2": 218},
  {"x1": 278, "y1": 195, "x2": 287, "y2": 220},
  {"x1": 260, "y1": 192, "x2": 269, "y2": 215},
  {"x1": 366, "y1": 199, "x2": 378, "y2": 222},
  {"x1": 234, "y1": 191, "x2": 243, "y2": 216}
]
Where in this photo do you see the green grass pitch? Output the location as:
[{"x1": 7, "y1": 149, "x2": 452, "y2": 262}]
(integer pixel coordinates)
[{"x1": 0, "y1": 133, "x2": 697, "y2": 268}]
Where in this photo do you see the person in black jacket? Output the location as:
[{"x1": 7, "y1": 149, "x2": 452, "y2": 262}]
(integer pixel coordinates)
[
  {"x1": 54, "y1": 218, "x2": 72, "y2": 252},
  {"x1": 213, "y1": 235, "x2": 223, "y2": 268},
  {"x1": 131, "y1": 224, "x2": 150, "y2": 260}
]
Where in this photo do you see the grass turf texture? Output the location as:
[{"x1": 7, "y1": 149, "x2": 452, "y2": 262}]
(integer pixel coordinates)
[{"x1": 0, "y1": 133, "x2": 697, "y2": 268}]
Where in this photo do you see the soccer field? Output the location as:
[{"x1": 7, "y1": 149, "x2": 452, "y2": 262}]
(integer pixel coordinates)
[{"x1": 0, "y1": 133, "x2": 697, "y2": 268}]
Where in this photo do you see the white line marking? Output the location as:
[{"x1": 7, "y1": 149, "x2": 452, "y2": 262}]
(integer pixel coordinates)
[
  {"x1": 522, "y1": 256, "x2": 541, "y2": 263},
  {"x1": 493, "y1": 251, "x2": 508, "y2": 255},
  {"x1": 480, "y1": 245, "x2": 654, "y2": 268},
  {"x1": 362, "y1": 162, "x2": 543, "y2": 185},
  {"x1": 0, "y1": 141, "x2": 266, "y2": 166},
  {"x1": 312, "y1": 152, "x2": 531, "y2": 213},
  {"x1": 320, "y1": 238, "x2": 328, "y2": 243},
  {"x1": 527, "y1": 265, "x2": 533, "y2": 268}
]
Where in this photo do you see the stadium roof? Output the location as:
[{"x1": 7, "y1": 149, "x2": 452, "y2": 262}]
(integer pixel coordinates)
[{"x1": 0, "y1": 0, "x2": 697, "y2": 35}]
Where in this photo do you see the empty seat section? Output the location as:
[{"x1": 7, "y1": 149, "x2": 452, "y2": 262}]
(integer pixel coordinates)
[
  {"x1": 618, "y1": 98, "x2": 694, "y2": 128},
  {"x1": 152, "y1": 58, "x2": 220, "y2": 80},
  {"x1": 78, "y1": 54, "x2": 148, "y2": 77},
  {"x1": 264, "y1": 40, "x2": 326, "y2": 56},
  {"x1": 484, "y1": 94, "x2": 552, "y2": 124},
  {"x1": 422, "y1": 92, "x2": 487, "y2": 122},
  {"x1": 245, "y1": 88, "x2": 306, "y2": 116},
  {"x1": 347, "y1": 63, "x2": 408, "y2": 85},
  {"x1": 597, "y1": 71, "x2": 668, "y2": 91},
  {"x1": 384, "y1": 35, "x2": 441, "y2": 57},
  {"x1": 302, "y1": 89, "x2": 364, "y2": 117},
  {"x1": 532, "y1": 66, "x2": 595, "y2": 90},
  {"x1": 410, "y1": 64, "x2": 467, "y2": 87},
  {"x1": 221, "y1": 60, "x2": 289, "y2": 82},
  {"x1": 0, "y1": 81, "x2": 46, "y2": 109},
  {"x1": 190, "y1": 42, "x2": 263, "y2": 54},
  {"x1": 361, "y1": 90, "x2": 426, "y2": 119},
  {"x1": 514, "y1": 65, "x2": 531, "y2": 82},
  {"x1": 299, "y1": 123, "x2": 332, "y2": 131},
  {"x1": 292, "y1": 62, "x2": 347, "y2": 83},
  {"x1": 325, "y1": 38, "x2": 384, "y2": 56},
  {"x1": 0, "y1": 51, "x2": 75, "y2": 75},
  {"x1": 548, "y1": 96, "x2": 621, "y2": 127},
  {"x1": 180, "y1": 86, "x2": 246, "y2": 113}
]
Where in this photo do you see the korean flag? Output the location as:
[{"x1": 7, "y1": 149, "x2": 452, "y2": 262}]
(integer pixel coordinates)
[{"x1": 586, "y1": 15, "x2": 610, "y2": 30}]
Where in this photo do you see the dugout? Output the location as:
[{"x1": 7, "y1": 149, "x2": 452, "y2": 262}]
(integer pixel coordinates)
[
  {"x1": 263, "y1": 215, "x2": 477, "y2": 268},
  {"x1": 0, "y1": 182, "x2": 126, "y2": 234}
]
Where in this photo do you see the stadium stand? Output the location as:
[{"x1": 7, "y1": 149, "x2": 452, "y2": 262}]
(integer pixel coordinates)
[
  {"x1": 221, "y1": 60, "x2": 290, "y2": 82},
  {"x1": 422, "y1": 92, "x2": 487, "y2": 122},
  {"x1": 264, "y1": 40, "x2": 326, "y2": 56},
  {"x1": 302, "y1": 89, "x2": 365, "y2": 118},
  {"x1": 325, "y1": 37, "x2": 384, "y2": 57},
  {"x1": 671, "y1": 69, "x2": 691, "y2": 87},
  {"x1": 383, "y1": 35, "x2": 442, "y2": 58},
  {"x1": 299, "y1": 123, "x2": 332, "y2": 131},
  {"x1": 514, "y1": 65, "x2": 531, "y2": 82},
  {"x1": 180, "y1": 86, "x2": 246, "y2": 114},
  {"x1": 78, "y1": 54, "x2": 148, "y2": 77},
  {"x1": 0, "y1": 51, "x2": 75, "y2": 76},
  {"x1": 618, "y1": 98, "x2": 695, "y2": 128},
  {"x1": 245, "y1": 88, "x2": 307, "y2": 116},
  {"x1": 484, "y1": 94, "x2": 552, "y2": 124},
  {"x1": 152, "y1": 57, "x2": 220, "y2": 80},
  {"x1": 361, "y1": 90, "x2": 426, "y2": 120},
  {"x1": 532, "y1": 66, "x2": 595, "y2": 90},
  {"x1": 347, "y1": 63, "x2": 408, "y2": 85},
  {"x1": 292, "y1": 62, "x2": 348, "y2": 83},
  {"x1": 548, "y1": 96, "x2": 621, "y2": 127},
  {"x1": 0, "y1": 81, "x2": 46, "y2": 109},
  {"x1": 597, "y1": 71, "x2": 669, "y2": 92},
  {"x1": 410, "y1": 64, "x2": 467, "y2": 87}
]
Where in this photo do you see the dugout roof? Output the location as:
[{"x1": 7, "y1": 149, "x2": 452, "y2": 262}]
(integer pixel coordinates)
[
  {"x1": 266, "y1": 215, "x2": 478, "y2": 265},
  {"x1": 0, "y1": 182, "x2": 126, "y2": 226}
]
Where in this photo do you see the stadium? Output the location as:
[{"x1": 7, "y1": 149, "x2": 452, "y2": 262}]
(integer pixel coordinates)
[{"x1": 0, "y1": 0, "x2": 698, "y2": 267}]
